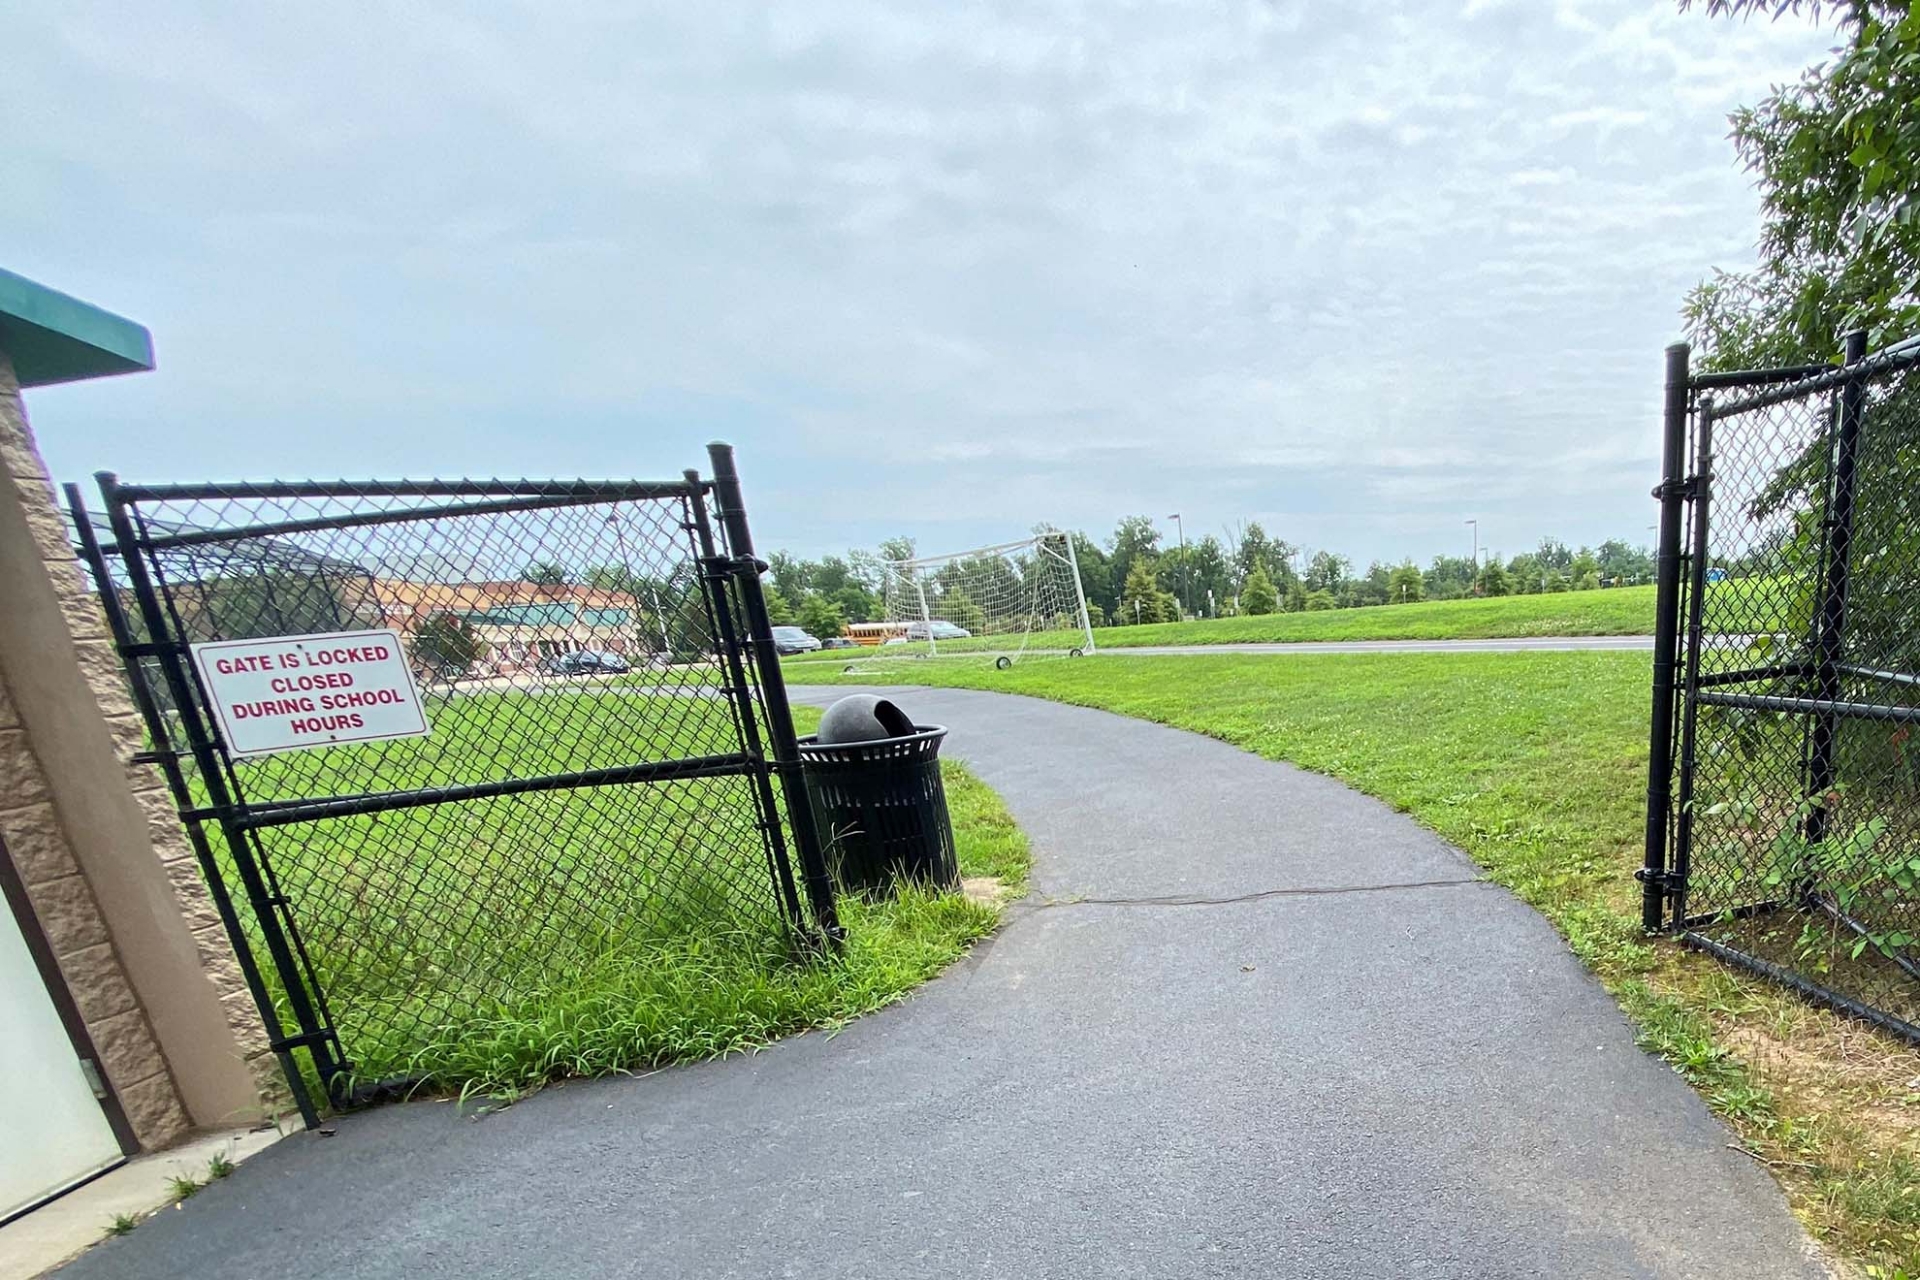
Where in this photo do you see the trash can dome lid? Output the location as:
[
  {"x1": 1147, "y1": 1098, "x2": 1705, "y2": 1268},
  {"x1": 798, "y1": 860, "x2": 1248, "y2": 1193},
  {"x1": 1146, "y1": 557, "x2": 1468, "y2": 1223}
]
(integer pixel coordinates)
[{"x1": 817, "y1": 694, "x2": 916, "y2": 744}]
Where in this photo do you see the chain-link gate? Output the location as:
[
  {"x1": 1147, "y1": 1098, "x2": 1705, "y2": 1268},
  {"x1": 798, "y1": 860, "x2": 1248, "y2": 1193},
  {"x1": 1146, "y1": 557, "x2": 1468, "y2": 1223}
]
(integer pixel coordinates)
[
  {"x1": 69, "y1": 443, "x2": 837, "y2": 1122},
  {"x1": 1644, "y1": 333, "x2": 1920, "y2": 1042}
]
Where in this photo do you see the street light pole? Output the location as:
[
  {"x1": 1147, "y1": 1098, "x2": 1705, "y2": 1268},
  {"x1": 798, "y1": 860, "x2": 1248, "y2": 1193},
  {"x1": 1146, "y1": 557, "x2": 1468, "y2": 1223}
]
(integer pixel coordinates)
[
  {"x1": 1465, "y1": 518, "x2": 1479, "y2": 593},
  {"x1": 1167, "y1": 513, "x2": 1187, "y2": 618}
]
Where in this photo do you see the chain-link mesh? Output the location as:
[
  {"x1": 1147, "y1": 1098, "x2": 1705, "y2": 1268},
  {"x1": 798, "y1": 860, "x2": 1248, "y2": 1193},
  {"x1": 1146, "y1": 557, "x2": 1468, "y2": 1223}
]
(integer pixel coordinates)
[
  {"x1": 75, "y1": 475, "x2": 825, "y2": 1107},
  {"x1": 1669, "y1": 339, "x2": 1920, "y2": 1038}
]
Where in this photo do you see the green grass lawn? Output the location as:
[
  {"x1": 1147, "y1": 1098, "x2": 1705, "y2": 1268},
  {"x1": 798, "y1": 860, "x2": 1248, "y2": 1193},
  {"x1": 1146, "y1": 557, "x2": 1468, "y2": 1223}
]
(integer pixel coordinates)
[
  {"x1": 1093, "y1": 583, "x2": 1660, "y2": 645},
  {"x1": 785, "y1": 651, "x2": 1920, "y2": 1272},
  {"x1": 214, "y1": 692, "x2": 1027, "y2": 1100}
]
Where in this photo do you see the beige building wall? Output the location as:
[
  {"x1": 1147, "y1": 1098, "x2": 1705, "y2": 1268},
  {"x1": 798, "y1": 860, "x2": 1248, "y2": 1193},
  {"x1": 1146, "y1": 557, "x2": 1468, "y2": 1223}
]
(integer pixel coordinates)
[{"x1": 0, "y1": 348, "x2": 281, "y2": 1147}]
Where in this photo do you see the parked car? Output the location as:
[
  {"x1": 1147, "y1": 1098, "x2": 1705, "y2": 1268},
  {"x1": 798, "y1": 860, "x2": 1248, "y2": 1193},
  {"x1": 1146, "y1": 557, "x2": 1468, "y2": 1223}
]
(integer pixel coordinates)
[
  {"x1": 771, "y1": 626, "x2": 822, "y2": 655},
  {"x1": 537, "y1": 650, "x2": 631, "y2": 676},
  {"x1": 904, "y1": 620, "x2": 972, "y2": 640},
  {"x1": 821, "y1": 636, "x2": 858, "y2": 650}
]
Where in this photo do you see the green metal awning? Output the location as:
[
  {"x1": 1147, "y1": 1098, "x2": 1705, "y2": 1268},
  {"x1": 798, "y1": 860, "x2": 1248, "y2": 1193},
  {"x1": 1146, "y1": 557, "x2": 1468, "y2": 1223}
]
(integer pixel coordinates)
[{"x1": 0, "y1": 268, "x2": 154, "y2": 387}]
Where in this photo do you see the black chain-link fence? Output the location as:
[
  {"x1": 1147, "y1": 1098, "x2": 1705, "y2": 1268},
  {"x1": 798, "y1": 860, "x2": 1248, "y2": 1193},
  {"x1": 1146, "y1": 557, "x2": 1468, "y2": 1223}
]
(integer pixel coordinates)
[
  {"x1": 70, "y1": 445, "x2": 835, "y2": 1120},
  {"x1": 1645, "y1": 333, "x2": 1920, "y2": 1042}
]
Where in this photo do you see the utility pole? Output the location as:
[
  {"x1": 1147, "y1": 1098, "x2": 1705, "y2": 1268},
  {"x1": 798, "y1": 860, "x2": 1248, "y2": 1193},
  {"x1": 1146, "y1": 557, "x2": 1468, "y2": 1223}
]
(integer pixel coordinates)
[
  {"x1": 1466, "y1": 518, "x2": 1479, "y2": 594},
  {"x1": 1167, "y1": 513, "x2": 1187, "y2": 619}
]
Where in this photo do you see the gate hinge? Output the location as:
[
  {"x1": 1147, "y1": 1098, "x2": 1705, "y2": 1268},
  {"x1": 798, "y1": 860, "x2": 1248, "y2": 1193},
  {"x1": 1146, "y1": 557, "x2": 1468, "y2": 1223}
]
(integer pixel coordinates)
[
  {"x1": 1635, "y1": 866, "x2": 1687, "y2": 898},
  {"x1": 1651, "y1": 476, "x2": 1704, "y2": 502},
  {"x1": 698, "y1": 553, "x2": 769, "y2": 578}
]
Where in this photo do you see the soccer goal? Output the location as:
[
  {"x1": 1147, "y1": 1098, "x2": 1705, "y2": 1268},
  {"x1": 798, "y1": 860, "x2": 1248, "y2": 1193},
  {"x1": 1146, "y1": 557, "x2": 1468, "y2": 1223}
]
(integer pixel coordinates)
[{"x1": 845, "y1": 531, "x2": 1096, "y2": 671}]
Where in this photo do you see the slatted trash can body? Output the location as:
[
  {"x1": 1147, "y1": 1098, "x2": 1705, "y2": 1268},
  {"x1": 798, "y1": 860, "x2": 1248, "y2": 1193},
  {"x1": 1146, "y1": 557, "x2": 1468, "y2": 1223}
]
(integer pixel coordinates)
[{"x1": 797, "y1": 726, "x2": 957, "y2": 896}]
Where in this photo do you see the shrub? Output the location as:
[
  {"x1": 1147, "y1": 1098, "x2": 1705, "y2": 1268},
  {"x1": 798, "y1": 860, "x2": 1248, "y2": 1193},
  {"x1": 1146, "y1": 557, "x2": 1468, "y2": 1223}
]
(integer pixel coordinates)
[
  {"x1": 411, "y1": 613, "x2": 481, "y2": 677},
  {"x1": 1241, "y1": 565, "x2": 1280, "y2": 615}
]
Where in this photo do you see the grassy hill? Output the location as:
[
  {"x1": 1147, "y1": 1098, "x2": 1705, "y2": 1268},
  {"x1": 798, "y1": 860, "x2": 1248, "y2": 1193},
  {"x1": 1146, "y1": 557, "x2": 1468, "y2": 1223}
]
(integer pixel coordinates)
[{"x1": 1091, "y1": 584, "x2": 1656, "y2": 645}]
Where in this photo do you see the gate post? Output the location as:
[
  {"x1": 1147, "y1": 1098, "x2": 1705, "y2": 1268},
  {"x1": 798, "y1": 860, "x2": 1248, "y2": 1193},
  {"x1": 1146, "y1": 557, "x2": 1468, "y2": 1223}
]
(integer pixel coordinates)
[
  {"x1": 93, "y1": 473, "x2": 337, "y2": 1118},
  {"x1": 682, "y1": 468, "x2": 810, "y2": 936},
  {"x1": 1805, "y1": 328, "x2": 1871, "y2": 845},
  {"x1": 1642, "y1": 341, "x2": 1691, "y2": 932},
  {"x1": 1669, "y1": 398, "x2": 1716, "y2": 925},
  {"x1": 703, "y1": 443, "x2": 842, "y2": 942}
]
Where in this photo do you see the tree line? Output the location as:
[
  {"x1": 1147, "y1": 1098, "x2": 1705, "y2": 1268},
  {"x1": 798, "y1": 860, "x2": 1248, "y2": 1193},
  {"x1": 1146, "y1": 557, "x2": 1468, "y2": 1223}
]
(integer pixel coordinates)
[{"x1": 753, "y1": 521, "x2": 1656, "y2": 634}]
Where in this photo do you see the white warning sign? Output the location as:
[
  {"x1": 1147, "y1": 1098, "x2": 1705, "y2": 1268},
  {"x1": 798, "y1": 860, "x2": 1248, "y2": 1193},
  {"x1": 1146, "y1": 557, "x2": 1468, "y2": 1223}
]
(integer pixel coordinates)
[{"x1": 190, "y1": 629, "x2": 431, "y2": 757}]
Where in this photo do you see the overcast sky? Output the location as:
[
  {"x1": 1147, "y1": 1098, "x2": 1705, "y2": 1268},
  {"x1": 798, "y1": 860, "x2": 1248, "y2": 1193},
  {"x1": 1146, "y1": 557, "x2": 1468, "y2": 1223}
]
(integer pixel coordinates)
[{"x1": 4, "y1": 2, "x2": 1834, "y2": 566}]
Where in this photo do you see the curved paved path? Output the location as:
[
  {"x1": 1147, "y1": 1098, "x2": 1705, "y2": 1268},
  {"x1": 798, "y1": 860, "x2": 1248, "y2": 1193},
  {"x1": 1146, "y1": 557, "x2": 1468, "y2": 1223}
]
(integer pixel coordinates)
[{"x1": 58, "y1": 688, "x2": 1823, "y2": 1279}]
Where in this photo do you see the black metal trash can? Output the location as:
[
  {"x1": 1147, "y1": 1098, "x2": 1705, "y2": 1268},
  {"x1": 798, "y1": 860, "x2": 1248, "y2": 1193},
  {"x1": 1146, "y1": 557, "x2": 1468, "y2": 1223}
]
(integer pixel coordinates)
[{"x1": 797, "y1": 725, "x2": 958, "y2": 897}]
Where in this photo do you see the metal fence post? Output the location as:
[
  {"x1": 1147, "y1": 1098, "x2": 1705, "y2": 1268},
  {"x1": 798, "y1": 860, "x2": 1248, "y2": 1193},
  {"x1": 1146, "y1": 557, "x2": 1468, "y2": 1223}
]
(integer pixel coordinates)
[
  {"x1": 1805, "y1": 328, "x2": 1871, "y2": 845},
  {"x1": 703, "y1": 443, "x2": 843, "y2": 942},
  {"x1": 1669, "y1": 398, "x2": 1715, "y2": 926},
  {"x1": 1642, "y1": 341, "x2": 1691, "y2": 931},
  {"x1": 682, "y1": 469, "x2": 810, "y2": 935}
]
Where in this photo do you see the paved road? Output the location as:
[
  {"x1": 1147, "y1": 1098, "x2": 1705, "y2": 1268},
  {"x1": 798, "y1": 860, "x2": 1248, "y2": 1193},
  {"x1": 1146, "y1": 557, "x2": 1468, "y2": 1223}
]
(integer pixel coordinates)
[
  {"x1": 59, "y1": 687, "x2": 1823, "y2": 1279},
  {"x1": 1100, "y1": 634, "x2": 1655, "y2": 657}
]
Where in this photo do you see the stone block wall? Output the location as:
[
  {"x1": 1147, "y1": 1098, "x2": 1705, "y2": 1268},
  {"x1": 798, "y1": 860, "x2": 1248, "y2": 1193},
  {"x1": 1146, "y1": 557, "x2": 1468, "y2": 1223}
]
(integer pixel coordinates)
[{"x1": 0, "y1": 346, "x2": 282, "y2": 1146}]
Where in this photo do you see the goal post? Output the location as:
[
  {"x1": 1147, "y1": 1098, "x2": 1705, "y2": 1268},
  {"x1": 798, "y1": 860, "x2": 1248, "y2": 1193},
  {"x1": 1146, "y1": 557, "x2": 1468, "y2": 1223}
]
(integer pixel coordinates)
[{"x1": 849, "y1": 530, "x2": 1095, "y2": 670}]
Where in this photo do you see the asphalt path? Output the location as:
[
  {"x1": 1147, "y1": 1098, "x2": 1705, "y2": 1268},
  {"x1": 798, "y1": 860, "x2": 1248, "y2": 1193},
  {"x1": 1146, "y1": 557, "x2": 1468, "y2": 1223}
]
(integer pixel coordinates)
[{"x1": 56, "y1": 684, "x2": 1825, "y2": 1279}]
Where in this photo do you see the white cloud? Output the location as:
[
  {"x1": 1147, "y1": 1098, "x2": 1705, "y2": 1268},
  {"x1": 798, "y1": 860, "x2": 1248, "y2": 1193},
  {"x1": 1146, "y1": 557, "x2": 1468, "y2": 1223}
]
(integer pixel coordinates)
[{"x1": 0, "y1": 0, "x2": 1836, "y2": 564}]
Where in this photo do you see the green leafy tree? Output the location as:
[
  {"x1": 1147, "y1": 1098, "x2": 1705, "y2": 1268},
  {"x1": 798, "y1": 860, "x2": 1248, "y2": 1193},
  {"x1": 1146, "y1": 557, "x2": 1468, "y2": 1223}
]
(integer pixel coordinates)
[
  {"x1": 1351, "y1": 561, "x2": 1392, "y2": 608},
  {"x1": 1478, "y1": 560, "x2": 1512, "y2": 597},
  {"x1": 584, "y1": 564, "x2": 635, "y2": 593},
  {"x1": 411, "y1": 612, "x2": 482, "y2": 677},
  {"x1": 937, "y1": 589, "x2": 986, "y2": 634},
  {"x1": 1507, "y1": 553, "x2": 1546, "y2": 595},
  {"x1": 831, "y1": 583, "x2": 877, "y2": 623},
  {"x1": 1304, "y1": 589, "x2": 1337, "y2": 611},
  {"x1": 799, "y1": 594, "x2": 846, "y2": 638},
  {"x1": 878, "y1": 535, "x2": 916, "y2": 564},
  {"x1": 1304, "y1": 550, "x2": 1349, "y2": 594},
  {"x1": 1423, "y1": 555, "x2": 1477, "y2": 600},
  {"x1": 522, "y1": 561, "x2": 569, "y2": 587},
  {"x1": 1595, "y1": 539, "x2": 1654, "y2": 585},
  {"x1": 1107, "y1": 516, "x2": 1162, "y2": 612},
  {"x1": 767, "y1": 551, "x2": 810, "y2": 610},
  {"x1": 1388, "y1": 561, "x2": 1425, "y2": 604},
  {"x1": 1234, "y1": 521, "x2": 1273, "y2": 580},
  {"x1": 809, "y1": 555, "x2": 859, "y2": 598},
  {"x1": 1119, "y1": 559, "x2": 1173, "y2": 625},
  {"x1": 765, "y1": 590, "x2": 797, "y2": 625},
  {"x1": 1683, "y1": 6, "x2": 1920, "y2": 680},
  {"x1": 1240, "y1": 564, "x2": 1280, "y2": 615},
  {"x1": 1069, "y1": 532, "x2": 1116, "y2": 618},
  {"x1": 1685, "y1": 2, "x2": 1920, "y2": 367}
]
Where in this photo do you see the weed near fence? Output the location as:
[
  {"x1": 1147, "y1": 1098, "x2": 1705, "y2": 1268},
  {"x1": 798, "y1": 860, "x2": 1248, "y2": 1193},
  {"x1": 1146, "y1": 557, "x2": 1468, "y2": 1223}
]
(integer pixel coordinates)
[{"x1": 197, "y1": 695, "x2": 1021, "y2": 1098}]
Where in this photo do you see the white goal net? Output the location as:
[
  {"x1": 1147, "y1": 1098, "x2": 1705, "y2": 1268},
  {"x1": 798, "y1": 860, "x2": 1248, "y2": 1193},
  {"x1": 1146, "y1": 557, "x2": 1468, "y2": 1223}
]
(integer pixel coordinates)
[{"x1": 847, "y1": 531, "x2": 1095, "y2": 670}]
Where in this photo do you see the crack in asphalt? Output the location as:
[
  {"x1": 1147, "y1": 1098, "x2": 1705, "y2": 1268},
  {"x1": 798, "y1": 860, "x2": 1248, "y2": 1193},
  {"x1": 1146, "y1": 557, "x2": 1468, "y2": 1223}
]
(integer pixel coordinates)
[{"x1": 1025, "y1": 875, "x2": 1490, "y2": 910}]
